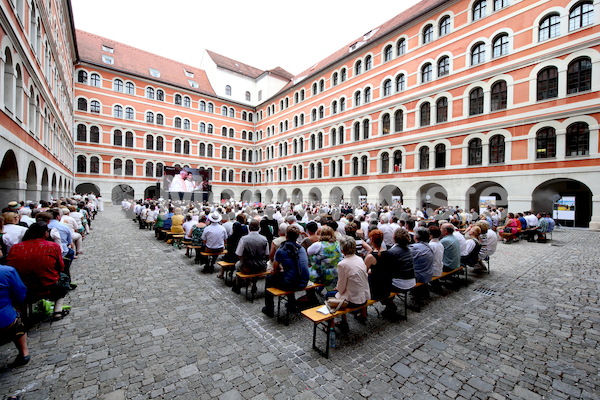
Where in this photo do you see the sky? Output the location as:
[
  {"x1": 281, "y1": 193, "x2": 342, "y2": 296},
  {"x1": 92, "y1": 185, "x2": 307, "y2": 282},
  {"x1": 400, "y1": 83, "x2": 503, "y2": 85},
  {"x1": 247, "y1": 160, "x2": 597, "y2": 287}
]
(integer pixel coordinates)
[{"x1": 71, "y1": 0, "x2": 420, "y2": 76}]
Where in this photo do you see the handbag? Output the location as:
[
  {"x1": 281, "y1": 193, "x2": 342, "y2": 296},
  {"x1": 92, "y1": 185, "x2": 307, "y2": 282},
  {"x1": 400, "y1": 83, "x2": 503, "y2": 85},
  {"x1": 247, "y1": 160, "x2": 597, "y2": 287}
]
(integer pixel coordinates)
[
  {"x1": 56, "y1": 272, "x2": 71, "y2": 291},
  {"x1": 503, "y1": 227, "x2": 512, "y2": 234}
]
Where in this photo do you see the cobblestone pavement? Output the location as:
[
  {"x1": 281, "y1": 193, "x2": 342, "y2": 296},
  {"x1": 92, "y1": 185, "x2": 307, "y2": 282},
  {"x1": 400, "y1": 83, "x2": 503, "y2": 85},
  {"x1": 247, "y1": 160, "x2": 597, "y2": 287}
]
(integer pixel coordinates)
[{"x1": 1, "y1": 206, "x2": 598, "y2": 399}]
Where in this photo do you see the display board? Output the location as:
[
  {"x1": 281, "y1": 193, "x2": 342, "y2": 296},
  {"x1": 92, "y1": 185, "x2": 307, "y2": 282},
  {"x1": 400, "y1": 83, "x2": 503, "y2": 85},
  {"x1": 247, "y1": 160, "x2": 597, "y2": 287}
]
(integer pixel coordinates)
[
  {"x1": 553, "y1": 196, "x2": 575, "y2": 221},
  {"x1": 163, "y1": 166, "x2": 211, "y2": 201}
]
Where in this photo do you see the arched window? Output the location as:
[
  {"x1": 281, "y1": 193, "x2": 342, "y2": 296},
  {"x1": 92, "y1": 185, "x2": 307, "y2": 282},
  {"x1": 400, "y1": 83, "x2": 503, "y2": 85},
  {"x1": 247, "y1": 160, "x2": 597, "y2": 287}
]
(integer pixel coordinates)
[
  {"x1": 146, "y1": 87, "x2": 154, "y2": 99},
  {"x1": 174, "y1": 94, "x2": 182, "y2": 105},
  {"x1": 381, "y1": 152, "x2": 389, "y2": 173},
  {"x1": 537, "y1": 67, "x2": 558, "y2": 100},
  {"x1": 207, "y1": 124, "x2": 213, "y2": 134},
  {"x1": 245, "y1": 91, "x2": 251, "y2": 101},
  {"x1": 156, "y1": 163, "x2": 164, "y2": 177},
  {"x1": 468, "y1": 138, "x2": 483, "y2": 165},
  {"x1": 361, "y1": 156, "x2": 368, "y2": 175},
  {"x1": 199, "y1": 143, "x2": 206, "y2": 157},
  {"x1": 364, "y1": 55, "x2": 372, "y2": 71},
  {"x1": 146, "y1": 111, "x2": 154, "y2": 123},
  {"x1": 420, "y1": 103, "x2": 431, "y2": 127},
  {"x1": 419, "y1": 147, "x2": 430, "y2": 170},
  {"x1": 439, "y1": 15, "x2": 451, "y2": 36},
  {"x1": 355, "y1": 60, "x2": 362, "y2": 75},
  {"x1": 536, "y1": 127, "x2": 556, "y2": 159},
  {"x1": 566, "y1": 122, "x2": 589, "y2": 156},
  {"x1": 363, "y1": 120, "x2": 370, "y2": 139},
  {"x1": 156, "y1": 137, "x2": 164, "y2": 151},
  {"x1": 364, "y1": 87, "x2": 371, "y2": 103},
  {"x1": 77, "y1": 98, "x2": 87, "y2": 111},
  {"x1": 340, "y1": 68, "x2": 347, "y2": 82},
  {"x1": 396, "y1": 38, "x2": 406, "y2": 56},
  {"x1": 146, "y1": 135, "x2": 154, "y2": 150},
  {"x1": 309, "y1": 163, "x2": 315, "y2": 179},
  {"x1": 229, "y1": 108, "x2": 234, "y2": 118},
  {"x1": 90, "y1": 157, "x2": 100, "y2": 174},
  {"x1": 183, "y1": 96, "x2": 191, "y2": 107},
  {"x1": 393, "y1": 151, "x2": 402, "y2": 172},
  {"x1": 489, "y1": 135, "x2": 505, "y2": 164},
  {"x1": 395, "y1": 74, "x2": 406, "y2": 92},
  {"x1": 225, "y1": 85, "x2": 232, "y2": 96},
  {"x1": 569, "y1": 1, "x2": 594, "y2": 31},
  {"x1": 491, "y1": 80, "x2": 507, "y2": 111},
  {"x1": 567, "y1": 57, "x2": 592, "y2": 94},
  {"x1": 437, "y1": 56, "x2": 449, "y2": 77},
  {"x1": 473, "y1": 0, "x2": 487, "y2": 21},
  {"x1": 340, "y1": 98, "x2": 346, "y2": 111},
  {"x1": 125, "y1": 107, "x2": 134, "y2": 120},
  {"x1": 113, "y1": 79, "x2": 123, "y2": 92},
  {"x1": 156, "y1": 89, "x2": 164, "y2": 101},
  {"x1": 394, "y1": 110, "x2": 404, "y2": 132},
  {"x1": 352, "y1": 157, "x2": 359, "y2": 175},
  {"x1": 539, "y1": 13, "x2": 560, "y2": 41},
  {"x1": 113, "y1": 129, "x2": 122, "y2": 146},
  {"x1": 423, "y1": 24, "x2": 433, "y2": 44},
  {"x1": 469, "y1": 88, "x2": 484, "y2": 115},
  {"x1": 90, "y1": 73, "x2": 101, "y2": 87},
  {"x1": 221, "y1": 169, "x2": 227, "y2": 182},
  {"x1": 77, "y1": 155, "x2": 86, "y2": 173},
  {"x1": 125, "y1": 160, "x2": 134, "y2": 176},
  {"x1": 471, "y1": 42, "x2": 485, "y2": 65},
  {"x1": 174, "y1": 117, "x2": 182, "y2": 128},
  {"x1": 421, "y1": 63, "x2": 432, "y2": 83},
  {"x1": 354, "y1": 122, "x2": 361, "y2": 141},
  {"x1": 317, "y1": 132, "x2": 323, "y2": 149},
  {"x1": 125, "y1": 82, "x2": 134, "y2": 95},
  {"x1": 208, "y1": 103, "x2": 214, "y2": 113},
  {"x1": 77, "y1": 70, "x2": 88, "y2": 84},
  {"x1": 436, "y1": 97, "x2": 448, "y2": 123},
  {"x1": 199, "y1": 101, "x2": 206, "y2": 112},
  {"x1": 330, "y1": 161, "x2": 336, "y2": 178},
  {"x1": 175, "y1": 139, "x2": 182, "y2": 154},
  {"x1": 113, "y1": 159, "x2": 123, "y2": 175},
  {"x1": 382, "y1": 114, "x2": 391, "y2": 134},
  {"x1": 76, "y1": 124, "x2": 86, "y2": 141},
  {"x1": 229, "y1": 170, "x2": 234, "y2": 182},
  {"x1": 492, "y1": 33, "x2": 509, "y2": 58},
  {"x1": 184, "y1": 141, "x2": 191, "y2": 155},
  {"x1": 146, "y1": 162, "x2": 154, "y2": 177},
  {"x1": 113, "y1": 105, "x2": 123, "y2": 118},
  {"x1": 319, "y1": 79, "x2": 325, "y2": 92},
  {"x1": 384, "y1": 45, "x2": 393, "y2": 62},
  {"x1": 90, "y1": 126, "x2": 100, "y2": 143},
  {"x1": 435, "y1": 144, "x2": 447, "y2": 168},
  {"x1": 354, "y1": 91, "x2": 362, "y2": 107},
  {"x1": 319, "y1": 106, "x2": 324, "y2": 119},
  {"x1": 222, "y1": 106, "x2": 228, "y2": 116},
  {"x1": 90, "y1": 100, "x2": 100, "y2": 113},
  {"x1": 338, "y1": 159, "x2": 343, "y2": 177},
  {"x1": 125, "y1": 131, "x2": 133, "y2": 148},
  {"x1": 332, "y1": 100, "x2": 338, "y2": 114},
  {"x1": 228, "y1": 147, "x2": 234, "y2": 159},
  {"x1": 383, "y1": 79, "x2": 392, "y2": 96},
  {"x1": 317, "y1": 163, "x2": 322, "y2": 178}
]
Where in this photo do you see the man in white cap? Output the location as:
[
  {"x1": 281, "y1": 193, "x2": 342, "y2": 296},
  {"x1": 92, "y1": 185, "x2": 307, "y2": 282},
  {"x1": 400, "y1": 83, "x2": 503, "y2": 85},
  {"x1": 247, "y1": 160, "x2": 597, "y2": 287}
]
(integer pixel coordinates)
[{"x1": 201, "y1": 211, "x2": 228, "y2": 273}]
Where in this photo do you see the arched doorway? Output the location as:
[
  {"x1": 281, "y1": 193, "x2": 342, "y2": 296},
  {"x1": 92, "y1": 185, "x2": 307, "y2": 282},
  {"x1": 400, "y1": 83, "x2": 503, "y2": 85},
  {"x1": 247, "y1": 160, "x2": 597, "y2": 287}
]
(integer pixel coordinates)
[
  {"x1": 25, "y1": 161, "x2": 38, "y2": 201},
  {"x1": 40, "y1": 168, "x2": 49, "y2": 201},
  {"x1": 350, "y1": 186, "x2": 367, "y2": 205},
  {"x1": 76, "y1": 183, "x2": 101, "y2": 196},
  {"x1": 532, "y1": 179, "x2": 592, "y2": 227},
  {"x1": 221, "y1": 189, "x2": 234, "y2": 202},
  {"x1": 0, "y1": 150, "x2": 19, "y2": 206},
  {"x1": 240, "y1": 190, "x2": 252, "y2": 203},
  {"x1": 277, "y1": 188, "x2": 287, "y2": 203},
  {"x1": 379, "y1": 185, "x2": 403, "y2": 207},
  {"x1": 329, "y1": 187, "x2": 344, "y2": 205},
  {"x1": 254, "y1": 190, "x2": 262, "y2": 204},
  {"x1": 111, "y1": 184, "x2": 134, "y2": 204},
  {"x1": 291, "y1": 188, "x2": 303, "y2": 203},
  {"x1": 264, "y1": 189, "x2": 273, "y2": 204},
  {"x1": 417, "y1": 183, "x2": 448, "y2": 213},
  {"x1": 144, "y1": 185, "x2": 159, "y2": 200},
  {"x1": 51, "y1": 173, "x2": 57, "y2": 199},
  {"x1": 308, "y1": 187, "x2": 322, "y2": 203},
  {"x1": 467, "y1": 181, "x2": 508, "y2": 213}
]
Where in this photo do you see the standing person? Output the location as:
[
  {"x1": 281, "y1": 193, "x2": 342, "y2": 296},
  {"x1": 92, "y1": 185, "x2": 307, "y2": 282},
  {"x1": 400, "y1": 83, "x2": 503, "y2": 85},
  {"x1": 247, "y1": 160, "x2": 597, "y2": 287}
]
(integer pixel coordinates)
[
  {"x1": 262, "y1": 225, "x2": 309, "y2": 317},
  {"x1": 0, "y1": 263, "x2": 29, "y2": 367},
  {"x1": 7, "y1": 222, "x2": 68, "y2": 320},
  {"x1": 201, "y1": 211, "x2": 228, "y2": 272},
  {"x1": 231, "y1": 220, "x2": 269, "y2": 294},
  {"x1": 377, "y1": 215, "x2": 395, "y2": 249}
]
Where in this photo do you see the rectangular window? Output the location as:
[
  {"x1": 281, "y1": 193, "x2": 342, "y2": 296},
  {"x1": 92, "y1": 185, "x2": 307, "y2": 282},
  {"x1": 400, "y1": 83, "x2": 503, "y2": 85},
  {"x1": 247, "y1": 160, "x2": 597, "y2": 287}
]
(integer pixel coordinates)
[
  {"x1": 149, "y1": 68, "x2": 161, "y2": 78},
  {"x1": 102, "y1": 45, "x2": 114, "y2": 53},
  {"x1": 102, "y1": 55, "x2": 114, "y2": 65}
]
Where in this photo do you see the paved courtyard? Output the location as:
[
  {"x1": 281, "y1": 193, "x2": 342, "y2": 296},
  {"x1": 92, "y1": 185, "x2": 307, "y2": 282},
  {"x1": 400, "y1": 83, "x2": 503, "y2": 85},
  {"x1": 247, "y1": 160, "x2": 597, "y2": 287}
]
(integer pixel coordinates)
[{"x1": 1, "y1": 206, "x2": 598, "y2": 399}]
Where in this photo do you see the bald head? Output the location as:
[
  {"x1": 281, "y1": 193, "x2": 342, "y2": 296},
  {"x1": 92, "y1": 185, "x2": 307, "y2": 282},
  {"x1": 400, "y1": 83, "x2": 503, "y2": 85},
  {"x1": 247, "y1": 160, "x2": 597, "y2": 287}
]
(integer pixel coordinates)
[{"x1": 441, "y1": 223, "x2": 454, "y2": 236}]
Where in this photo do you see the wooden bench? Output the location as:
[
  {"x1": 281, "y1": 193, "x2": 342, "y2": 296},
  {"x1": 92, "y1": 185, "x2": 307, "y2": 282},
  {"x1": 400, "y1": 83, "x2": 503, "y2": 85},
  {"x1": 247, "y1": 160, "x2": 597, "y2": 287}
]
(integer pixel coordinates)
[
  {"x1": 216, "y1": 260, "x2": 236, "y2": 284},
  {"x1": 266, "y1": 282, "x2": 324, "y2": 325},
  {"x1": 171, "y1": 234, "x2": 185, "y2": 249},
  {"x1": 186, "y1": 245, "x2": 203, "y2": 260},
  {"x1": 199, "y1": 250, "x2": 227, "y2": 272},
  {"x1": 301, "y1": 300, "x2": 378, "y2": 358},
  {"x1": 235, "y1": 270, "x2": 272, "y2": 302}
]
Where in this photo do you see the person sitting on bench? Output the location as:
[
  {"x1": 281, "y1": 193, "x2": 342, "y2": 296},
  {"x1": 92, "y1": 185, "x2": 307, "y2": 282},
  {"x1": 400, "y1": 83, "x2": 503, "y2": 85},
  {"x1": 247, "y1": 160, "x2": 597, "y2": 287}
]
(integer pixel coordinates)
[
  {"x1": 262, "y1": 225, "x2": 309, "y2": 317},
  {"x1": 232, "y1": 220, "x2": 268, "y2": 293}
]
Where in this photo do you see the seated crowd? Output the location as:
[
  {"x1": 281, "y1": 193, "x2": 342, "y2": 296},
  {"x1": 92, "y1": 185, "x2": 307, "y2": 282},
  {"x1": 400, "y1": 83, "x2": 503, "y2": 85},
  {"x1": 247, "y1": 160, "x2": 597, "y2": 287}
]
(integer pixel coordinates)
[
  {"x1": 132, "y1": 199, "x2": 555, "y2": 329},
  {"x1": 1, "y1": 194, "x2": 101, "y2": 368}
]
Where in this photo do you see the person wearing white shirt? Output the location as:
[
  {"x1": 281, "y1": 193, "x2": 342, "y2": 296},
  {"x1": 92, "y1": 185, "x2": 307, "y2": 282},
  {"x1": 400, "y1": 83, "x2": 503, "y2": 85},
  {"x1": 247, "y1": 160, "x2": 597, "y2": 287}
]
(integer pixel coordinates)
[
  {"x1": 2, "y1": 212, "x2": 27, "y2": 254},
  {"x1": 18, "y1": 207, "x2": 35, "y2": 226},
  {"x1": 452, "y1": 223, "x2": 468, "y2": 256}
]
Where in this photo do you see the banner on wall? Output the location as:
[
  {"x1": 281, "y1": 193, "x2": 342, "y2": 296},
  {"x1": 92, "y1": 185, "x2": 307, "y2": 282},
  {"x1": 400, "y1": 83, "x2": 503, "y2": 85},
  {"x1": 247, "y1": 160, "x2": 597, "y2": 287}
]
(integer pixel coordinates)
[
  {"x1": 479, "y1": 196, "x2": 496, "y2": 214},
  {"x1": 553, "y1": 196, "x2": 575, "y2": 221}
]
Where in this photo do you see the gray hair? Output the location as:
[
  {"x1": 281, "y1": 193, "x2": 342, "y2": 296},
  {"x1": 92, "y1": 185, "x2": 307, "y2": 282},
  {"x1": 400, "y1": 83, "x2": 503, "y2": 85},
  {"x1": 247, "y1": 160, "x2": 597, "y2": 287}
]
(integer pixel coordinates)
[
  {"x1": 339, "y1": 236, "x2": 357, "y2": 256},
  {"x1": 414, "y1": 227, "x2": 430, "y2": 243}
]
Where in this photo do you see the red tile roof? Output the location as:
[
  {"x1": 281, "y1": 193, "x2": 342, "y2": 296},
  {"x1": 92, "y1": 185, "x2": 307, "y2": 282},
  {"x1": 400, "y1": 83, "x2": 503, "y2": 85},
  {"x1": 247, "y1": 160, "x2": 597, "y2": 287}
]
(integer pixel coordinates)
[
  {"x1": 76, "y1": 30, "x2": 216, "y2": 96},
  {"x1": 206, "y1": 50, "x2": 265, "y2": 79},
  {"x1": 293, "y1": 0, "x2": 446, "y2": 82}
]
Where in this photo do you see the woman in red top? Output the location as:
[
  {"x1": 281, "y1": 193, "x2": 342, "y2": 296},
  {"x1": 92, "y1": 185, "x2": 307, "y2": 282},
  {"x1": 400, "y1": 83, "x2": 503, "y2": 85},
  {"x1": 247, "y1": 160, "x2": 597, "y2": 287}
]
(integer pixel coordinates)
[
  {"x1": 499, "y1": 213, "x2": 519, "y2": 243},
  {"x1": 7, "y1": 222, "x2": 68, "y2": 320}
]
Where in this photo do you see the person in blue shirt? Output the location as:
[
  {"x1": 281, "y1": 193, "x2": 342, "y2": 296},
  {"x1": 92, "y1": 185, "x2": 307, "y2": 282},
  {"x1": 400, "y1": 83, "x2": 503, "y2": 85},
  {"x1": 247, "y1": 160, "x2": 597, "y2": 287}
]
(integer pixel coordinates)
[
  {"x1": 162, "y1": 206, "x2": 174, "y2": 230},
  {"x1": 440, "y1": 223, "x2": 461, "y2": 271},
  {"x1": 0, "y1": 264, "x2": 30, "y2": 367}
]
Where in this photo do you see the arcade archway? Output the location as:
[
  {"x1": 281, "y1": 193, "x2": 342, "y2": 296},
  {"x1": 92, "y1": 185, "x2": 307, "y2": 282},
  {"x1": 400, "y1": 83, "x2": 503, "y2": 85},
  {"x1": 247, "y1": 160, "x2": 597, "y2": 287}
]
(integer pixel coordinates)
[{"x1": 533, "y1": 179, "x2": 592, "y2": 227}]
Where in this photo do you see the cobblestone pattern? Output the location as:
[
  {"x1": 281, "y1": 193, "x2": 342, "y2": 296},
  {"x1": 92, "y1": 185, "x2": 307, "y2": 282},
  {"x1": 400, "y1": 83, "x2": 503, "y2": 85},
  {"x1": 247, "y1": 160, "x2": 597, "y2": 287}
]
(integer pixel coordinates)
[{"x1": 1, "y1": 207, "x2": 598, "y2": 399}]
